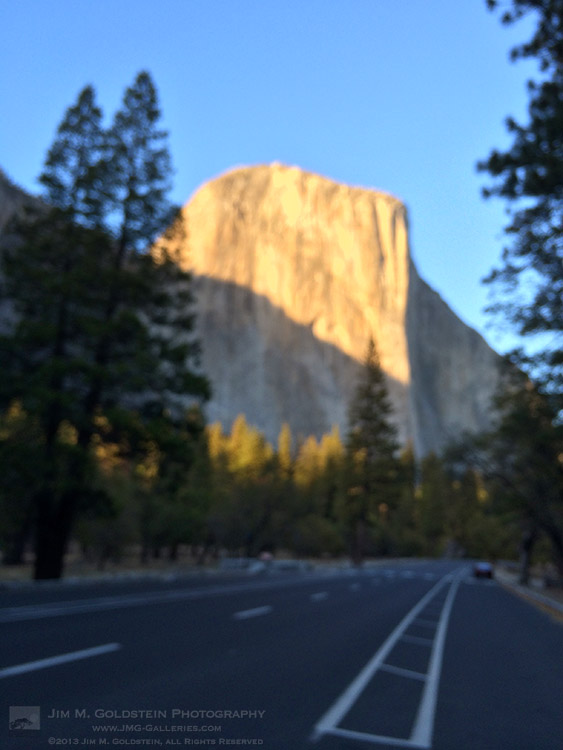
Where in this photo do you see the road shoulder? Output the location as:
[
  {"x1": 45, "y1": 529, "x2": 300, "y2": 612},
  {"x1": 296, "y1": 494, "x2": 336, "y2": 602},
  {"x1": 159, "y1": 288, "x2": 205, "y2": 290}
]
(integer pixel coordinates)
[{"x1": 495, "y1": 566, "x2": 563, "y2": 622}]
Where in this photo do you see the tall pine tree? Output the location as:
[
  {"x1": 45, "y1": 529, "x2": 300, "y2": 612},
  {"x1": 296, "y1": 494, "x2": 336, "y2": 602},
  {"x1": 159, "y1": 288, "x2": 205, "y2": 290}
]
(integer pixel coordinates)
[
  {"x1": 0, "y1": 72, "x2": 209, "y2": 579},
  {"x1": 344, "y1": 338, "x2": 400, "y2": 564},
  {"x1": 477, "y1": 0, "x2": 563, "y2": 582},
  {"x1": 478, "y1": 0, "x2": 563, "y2": 401}
]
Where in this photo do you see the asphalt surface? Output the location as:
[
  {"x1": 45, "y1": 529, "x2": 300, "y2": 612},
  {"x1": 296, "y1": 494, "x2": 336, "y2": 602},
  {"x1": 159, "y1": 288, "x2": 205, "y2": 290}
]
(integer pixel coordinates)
[{"x1": 1, "y1": 560, "x2": 562, "y2": 749}]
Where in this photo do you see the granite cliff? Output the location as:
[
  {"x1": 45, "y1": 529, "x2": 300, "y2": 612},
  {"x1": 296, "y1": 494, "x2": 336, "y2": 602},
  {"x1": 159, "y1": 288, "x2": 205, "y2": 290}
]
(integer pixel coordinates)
[
  {"x1": 0, "y1": 165, "x2": 501, "y2": 456},
  {"x1": 175, "y1": 164, "x2": 501, "y2": 456}
]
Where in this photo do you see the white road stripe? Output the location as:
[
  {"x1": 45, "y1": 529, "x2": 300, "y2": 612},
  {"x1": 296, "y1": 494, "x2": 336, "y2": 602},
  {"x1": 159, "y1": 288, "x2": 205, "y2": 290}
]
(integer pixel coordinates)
[
  {"x1": 0, "y1": 643, "x2": 121, "y2": 679},
  {"x1": 232, "y1": 605, "x2": 272, "y2": 620},
  {"x1": 323, "y1": 726, "x2": 426, "y2": 748},
  {"x1": 311, "y1": 592, "x2": 328, "y2": 602},
  {"x1": 311, "y1": 573, "x2": 452, "y2": 743},
  {"x1": 409, "y1": 573, "x2": 463, "y2": 748},
  {"x1": 379, "y1": 663, "x2": 427, "y2": 682},
  {"x1": 312, "y1": 568, "x2": 467, "y2": 747}
]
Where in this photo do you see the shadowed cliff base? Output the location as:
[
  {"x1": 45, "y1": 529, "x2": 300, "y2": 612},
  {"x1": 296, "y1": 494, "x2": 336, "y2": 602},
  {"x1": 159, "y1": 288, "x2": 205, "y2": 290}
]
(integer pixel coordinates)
[
  {"x1": 193, "y1": 274, "x2": 502, "y2": 456},
  {"x1": 192, "y1": 275, "x2": 410, "y2": 447},
  {"x1": 406, "y1": 261, "x2": 502, "y2": 455}
]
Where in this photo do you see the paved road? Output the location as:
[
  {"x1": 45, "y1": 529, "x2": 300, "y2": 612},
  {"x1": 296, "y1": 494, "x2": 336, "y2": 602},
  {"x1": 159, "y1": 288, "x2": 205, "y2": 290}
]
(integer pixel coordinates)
[{"x1": 1, "y1": 560, "x2": 562, "y2": 749}]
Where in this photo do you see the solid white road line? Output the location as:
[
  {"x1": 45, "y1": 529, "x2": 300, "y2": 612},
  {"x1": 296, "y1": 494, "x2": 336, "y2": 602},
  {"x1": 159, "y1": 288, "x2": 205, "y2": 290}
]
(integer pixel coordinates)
[
  {"x1": 0, "y1": 643, "x2": 121, "y2": 679},
  {"x1": 232, "y1": 605, "x2": 273, "y2": 620},
  {"x1": 409, "y1": 572, "x2": 463, "y2": 748},
  {"x1": 311, "y1": 572, "x2": 452, "y2": 743}
]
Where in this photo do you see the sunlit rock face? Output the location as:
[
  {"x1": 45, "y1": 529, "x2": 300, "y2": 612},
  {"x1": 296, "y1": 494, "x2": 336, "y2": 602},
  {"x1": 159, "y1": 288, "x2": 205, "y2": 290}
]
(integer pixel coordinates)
[
  {"x1": 177, "y1": 163, "x2": 501, "y2": 456},
  {"x1": 0, "y1": 165, "x2": 501, "y2": 455}
]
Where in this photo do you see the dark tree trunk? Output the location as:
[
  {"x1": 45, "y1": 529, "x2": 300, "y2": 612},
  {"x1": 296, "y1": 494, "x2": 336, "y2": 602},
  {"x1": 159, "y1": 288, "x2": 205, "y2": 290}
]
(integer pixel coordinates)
[
  {"x1": 546, "y1": 525, "x2": 563, "y2": 581},
  {"x1": 244, "y1": 539, "x2": 254, "y2": 559},
  {"x1": 97, "y1": 546, "x2": 111, "y2": 571},
  {"x1": 33, "y1": 487, "x2": 77, "y2": 580},
  {"x1": 140, "y1": 539, "x2": 150, "y2": 565},
  {"x1": 518, "y1": 524, "x2": 537, "y2": 586},
  {"x1": 351, "y1": 518, "x2": 366, "y2": 567},
  {"x1": 34, "y1": 517, "x2": 68, "y2": 580}
]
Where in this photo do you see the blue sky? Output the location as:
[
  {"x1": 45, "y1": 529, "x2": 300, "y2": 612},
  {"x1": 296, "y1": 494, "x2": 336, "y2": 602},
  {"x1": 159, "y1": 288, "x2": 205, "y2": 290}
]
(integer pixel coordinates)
[{"x1": 1, "y1": 1, "x2": 538, "y2": 353}]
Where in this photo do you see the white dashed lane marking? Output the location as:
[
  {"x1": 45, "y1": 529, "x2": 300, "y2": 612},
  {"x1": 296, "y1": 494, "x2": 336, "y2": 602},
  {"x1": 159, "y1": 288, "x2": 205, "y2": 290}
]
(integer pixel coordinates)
[
  {"x1": 311, "y1": 592, "x2": 329, "y2": 602},
  {"x1": 0, "y1": 643, "x2": 121, "y2": 679},
  {"x1": 232, "y1": 606, "x2": 273, "y2": 620}
]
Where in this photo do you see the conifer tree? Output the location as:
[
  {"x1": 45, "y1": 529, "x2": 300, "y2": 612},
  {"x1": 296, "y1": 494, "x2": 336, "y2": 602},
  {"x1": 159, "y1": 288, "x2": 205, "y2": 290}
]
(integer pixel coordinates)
[
  {"x1": 344, "y1": 338, "x2": 400, "y2": 564},
  {"x1": 477, "y1": 0, "x2": 563, "y2": 582},
  {"x1": 389, "y1": 443, "x2": 423, "y2": 556},
  {"x1": 478, "y1": 0, "x2": 563, "y2": 399},
  {"x1": 277, "y1": 423, "x2": 293, "y2": 480},
  {"x1": 490, "y1": 372, "x2": 563, "y2": 580},
  {"x1": 417, "y1": 453, "x2": 448, "y2": 555},
  {"x1": 0, "y1": 73, "x2": 209, "y2": 579}
]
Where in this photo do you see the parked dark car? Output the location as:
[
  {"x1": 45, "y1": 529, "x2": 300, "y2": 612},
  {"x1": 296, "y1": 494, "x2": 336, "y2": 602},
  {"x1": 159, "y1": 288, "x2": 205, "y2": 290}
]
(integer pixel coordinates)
[{"x1": 473, "y1": 561, "x2": 494, "y2": 579}]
